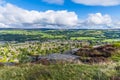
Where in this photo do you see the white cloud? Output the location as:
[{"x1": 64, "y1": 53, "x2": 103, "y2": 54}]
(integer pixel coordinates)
[
  {"x1": 0, "y1": 23, "x2": 10, "y2": 28},
  {"x1": 0, "y1": 3, "x2": 78, "y2": 28},
  {"x1": 79, "y1": 13, "x2": 114, "y2": 29},
  {"x1": 86, "y1": 13, "x2": 112, "y2": 25},
  {"x1": 72, "y1": 0, "x2": 120, "y2": 6},
  {"x1": 0, "y1": 2, "x2": 120, "y2": 29},
  {"x1": 42, "y1": 0, "x2": 64, "y2": 5}
]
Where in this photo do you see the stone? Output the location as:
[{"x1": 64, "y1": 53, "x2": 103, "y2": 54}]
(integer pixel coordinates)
[{"x1": 33, "y1": 53, "x2": 81, "y2": 64}]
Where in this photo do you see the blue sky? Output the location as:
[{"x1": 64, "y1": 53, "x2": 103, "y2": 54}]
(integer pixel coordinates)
[
  {"x1": 0, "y1": 0, "x2": 120, "y2": 29},
  {"x1": 5, "y1": 0, "x2": 120, "y2": 19}
]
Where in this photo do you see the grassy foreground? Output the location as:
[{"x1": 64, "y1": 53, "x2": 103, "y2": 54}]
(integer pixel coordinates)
[
  {"x1": 0, "y1": 43, "x2": 120, "y2": 80},
  {"x1": 0, "y1": 63, "x2": 120, "y2": 80}
]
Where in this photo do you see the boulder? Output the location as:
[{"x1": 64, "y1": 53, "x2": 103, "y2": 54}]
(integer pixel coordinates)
[{"x1": 32, "y1": 53, "x2": 81, "y2": 65}]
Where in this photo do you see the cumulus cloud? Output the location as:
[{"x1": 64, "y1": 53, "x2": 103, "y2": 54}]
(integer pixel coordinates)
[
  {"x1": 42, "y1": 0, "x2": 64, "y2": 5},
  {"x1": 72, "y1": 0, "x2": 120, "y2": 6},
  {"x1": 86, "y1": 13, "x2": 112, "y2": 25},
  {"x1": 79, "y1": 13, "x2": 114, "y2": 29},
  {"x1": 0, "y1": 2, "x2": 119, "y2": 29},
  {"x1": 0, "y1": 3, "x2": 78, "y2": 28}
]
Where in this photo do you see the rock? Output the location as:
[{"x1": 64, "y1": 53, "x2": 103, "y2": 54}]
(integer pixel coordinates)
[
  {"x1": 74, "y1": 44, "x2": 116, "y2": 58},
  {"x1": 41, "y1": 54, "x2": 79, "y2": 60},
  {"x1": 63, "y1": 48, "x2": 79, "y2": 54},
  {"x1": 31, "y1": 44, "x2": 117, "y2": 64},
  {"x1": 73, "y1": 44, "x2": 118, "y2": 64},
  {"x1": 32, "y1": 53, "x2": 81, "y2": 64}
]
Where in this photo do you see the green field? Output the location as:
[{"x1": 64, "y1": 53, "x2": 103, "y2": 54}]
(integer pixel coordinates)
[
  {"x1": 0, "y1": 29, "x2": 120, "y2": 42},
  {"x1": 71, "y1": 37, "x2": 98, "y2": 40},
  {"x1": 103, "y1": 39, "x2": 120, "y2": 42}
]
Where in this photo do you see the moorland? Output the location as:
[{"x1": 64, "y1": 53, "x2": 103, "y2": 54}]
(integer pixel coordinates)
[{"x1": 0, "y1": 29, "x2": 120, "y2": 80}]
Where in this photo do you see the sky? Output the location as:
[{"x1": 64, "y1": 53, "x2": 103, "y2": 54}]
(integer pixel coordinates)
[{"x1": 0, "y1": 0, "x2": 120, "y2": 29}]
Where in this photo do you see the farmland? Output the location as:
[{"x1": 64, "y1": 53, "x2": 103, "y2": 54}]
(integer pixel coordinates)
[{"x1": 0, "y1": 29, "x2": 120, "y2": 42}]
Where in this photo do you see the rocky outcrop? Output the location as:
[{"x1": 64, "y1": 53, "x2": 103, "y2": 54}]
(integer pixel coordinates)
[
  {"x1": 31, "y1": 44, "x2": 119, "y2": 65},
  {"x1": 31, "y1": 54, "x2": 81, "y2": 65},
  {"x1": 74, "y1": 44, "x2": 118, "y2": 63},
  {"x1": 74, "y1": 45, "x2": 116, "y2": 58}
]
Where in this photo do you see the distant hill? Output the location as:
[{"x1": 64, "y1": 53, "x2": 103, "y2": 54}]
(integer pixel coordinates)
[{"x1": 0, "y1": 28, "x2": 120, "y2": 30}]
